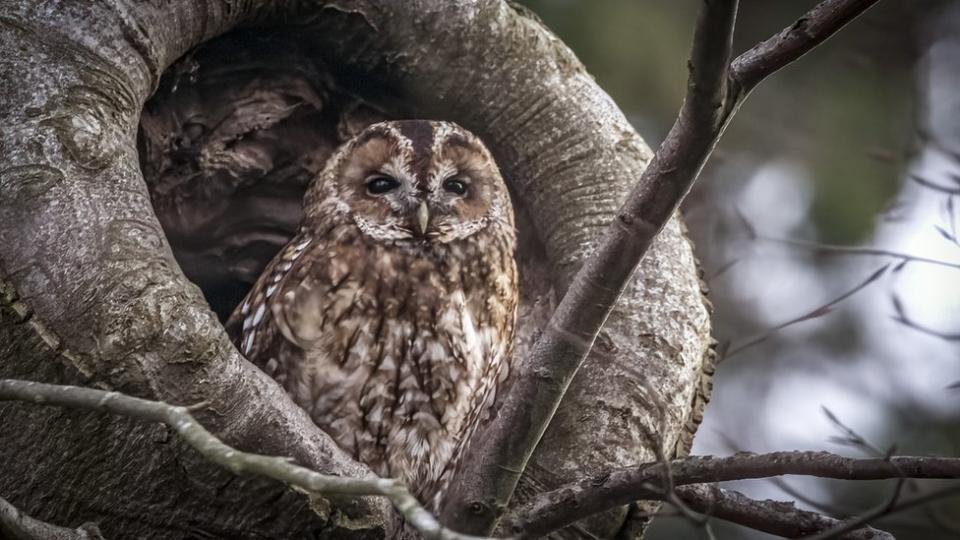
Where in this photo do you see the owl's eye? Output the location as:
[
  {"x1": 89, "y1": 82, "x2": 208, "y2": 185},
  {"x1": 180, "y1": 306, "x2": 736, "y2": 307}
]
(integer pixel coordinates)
[
  {"x1": 442, "y1": 178, "x2": 468, "y2": 196},
  {"x1": 366, "y1": 176, "x2": 400, "y2": 195}
]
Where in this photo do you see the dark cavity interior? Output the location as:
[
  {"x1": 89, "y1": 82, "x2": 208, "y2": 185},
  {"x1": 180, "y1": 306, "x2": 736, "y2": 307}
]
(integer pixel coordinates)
[{"x1": 138, "y1": 29, "x2": 392, "y2": 319}]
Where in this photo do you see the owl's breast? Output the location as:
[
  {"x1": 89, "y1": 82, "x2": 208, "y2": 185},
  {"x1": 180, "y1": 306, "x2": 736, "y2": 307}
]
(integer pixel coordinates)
[{"x1": 298, "y1": 249, "x2": 493, "y2": 494}]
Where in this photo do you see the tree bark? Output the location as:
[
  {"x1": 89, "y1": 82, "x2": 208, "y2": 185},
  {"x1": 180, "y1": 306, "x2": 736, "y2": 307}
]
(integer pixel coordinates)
[{"x1": 0, "y1": 1, "x2": 712, "y2": 538}]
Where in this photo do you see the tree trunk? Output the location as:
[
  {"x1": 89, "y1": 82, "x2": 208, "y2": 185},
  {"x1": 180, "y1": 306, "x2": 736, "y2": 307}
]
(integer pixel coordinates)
[{"x1": 0, "y1": 1, "x2": 713, "y2": 538}]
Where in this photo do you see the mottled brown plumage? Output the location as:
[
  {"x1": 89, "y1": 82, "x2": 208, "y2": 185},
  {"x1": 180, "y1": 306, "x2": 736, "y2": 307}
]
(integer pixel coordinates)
[{"x1": 226, "y1": 120, "x2": 518, "y2": 504}]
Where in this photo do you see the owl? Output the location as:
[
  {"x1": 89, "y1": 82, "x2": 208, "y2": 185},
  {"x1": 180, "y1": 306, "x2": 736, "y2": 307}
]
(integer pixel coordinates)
[{"x1": 225, "y1": 120, "x2": 518, "y2": 504}]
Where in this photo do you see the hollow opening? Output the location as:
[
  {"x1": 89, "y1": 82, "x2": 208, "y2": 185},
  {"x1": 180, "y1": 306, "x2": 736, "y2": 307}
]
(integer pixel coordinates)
[
  {"x1": 138, "y1": 29, "x2": 394, "y2": 320},
  {"x1": 138, "y1": 26, "x2": 551, "y2": 365}
]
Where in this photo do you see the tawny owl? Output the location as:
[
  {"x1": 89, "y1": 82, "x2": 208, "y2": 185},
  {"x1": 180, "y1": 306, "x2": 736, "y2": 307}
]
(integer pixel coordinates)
[{"x1": 225, "y1": 120, "x2": 518, "y2": 504}]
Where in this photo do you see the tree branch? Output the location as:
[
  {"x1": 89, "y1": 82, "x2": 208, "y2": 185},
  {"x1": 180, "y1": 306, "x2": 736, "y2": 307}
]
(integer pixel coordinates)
[
  {"x1": 0, "y1": 496, "x2": 104, "y2": 540},
  {"x1": 444, "y1": 0, "x2": 882, "y2": 533},
  {"x1": 730, "y1": 0, "x2": 883, "y2": 91},
  {"x1": 0, "y1": 379, "x2": 491, "y2": 540},
  {"x1": 10, "y1": 373, "x2": 931, "y2": 540},
  {"x1": 673, "y1": 484, "x2": 891, "y2": 540},
  {"x1": 504, "y1": 451, "x2": 960, "y2": 536}
]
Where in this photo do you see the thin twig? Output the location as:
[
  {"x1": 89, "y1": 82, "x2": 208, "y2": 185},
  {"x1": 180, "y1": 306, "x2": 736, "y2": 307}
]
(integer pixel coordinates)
[
  {"x1": 0, "y1": 379, "x2": 494, "y2": 540},
  {"x1": 799, "y1": 477, "x2": 907, "y2": 540},
  {"x1": 821, "y1": 406, "x2": 890, "y2": 458},
  {"x1": 909, "y1": 174, "x2": 960, "y2": 195},
  {"x1": 760, "y1": 235, "x2": 960, "y2": 270},
  {"x1": 892, "y1": 295, "x2": 960, "y2": 341},
  {"x1": 801, "y1": 482, "x2": 960, "y2": 540},
  {"x1": 725, "y1": 264, "x2": 889, "y2": 359},
  {"x1": 441, "y1": 0, "x2": 883, "y2": 531}
]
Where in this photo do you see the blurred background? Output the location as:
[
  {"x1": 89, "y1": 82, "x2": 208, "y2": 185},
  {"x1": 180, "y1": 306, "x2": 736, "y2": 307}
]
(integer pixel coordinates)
[{"x1": 521, "y1": 1, "x2": 960, "y2": 538}]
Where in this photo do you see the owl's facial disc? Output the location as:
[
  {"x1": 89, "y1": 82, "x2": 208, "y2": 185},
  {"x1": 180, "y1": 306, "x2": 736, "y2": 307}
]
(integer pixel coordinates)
[{"x1": 327, "y1": 120, "x2": 509, "y2": 245}]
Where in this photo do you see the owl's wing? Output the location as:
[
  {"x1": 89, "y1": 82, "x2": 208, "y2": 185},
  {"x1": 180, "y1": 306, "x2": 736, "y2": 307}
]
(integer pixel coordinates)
[{"x1": 225, "y1": 234, "x2": 334, "y2": 369}]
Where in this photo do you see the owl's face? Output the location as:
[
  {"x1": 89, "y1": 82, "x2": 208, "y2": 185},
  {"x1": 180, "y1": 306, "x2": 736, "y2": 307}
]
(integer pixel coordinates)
[{"x1": 308, "y1": 120, "x2": 512, "y2": 245}]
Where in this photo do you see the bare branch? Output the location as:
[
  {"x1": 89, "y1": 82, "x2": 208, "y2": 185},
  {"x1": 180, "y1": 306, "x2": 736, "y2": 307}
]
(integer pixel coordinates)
[
  {"x1": 674, "y1": 484, "x2": 891, "y2": 540},
  {"x1": 444, "y1": 0, "x2": 883, "y2": 531},
  {"x1": 731, "y1": 0, "x2": 883, "y2": 91},
  {"x1": 504, "y1": 451, "x2": 960, "y2": 536},
  {"x1": 501, "y1": 480, "x2": 894, "y2": 539},
  {"x1": 0, "y1": 496, "x2": 104, "y2": 540},
  {"x1": 0, "y1": 379, "x2": 493, "y2": 540}
]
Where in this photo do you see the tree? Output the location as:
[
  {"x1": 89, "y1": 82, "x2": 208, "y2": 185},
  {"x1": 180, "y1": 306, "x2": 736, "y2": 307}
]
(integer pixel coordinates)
[
  {"x1": 6, "y1": 1, "x2": 949, "y2": 539},
  {"x1": 0, "y1": 2, "x2": 710, "y2": 536}
]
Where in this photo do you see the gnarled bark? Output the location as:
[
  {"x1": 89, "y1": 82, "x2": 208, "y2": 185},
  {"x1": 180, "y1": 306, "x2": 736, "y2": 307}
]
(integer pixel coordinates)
[{"x1": 0, "y1": 1, "x2": 712, "y2": 538}]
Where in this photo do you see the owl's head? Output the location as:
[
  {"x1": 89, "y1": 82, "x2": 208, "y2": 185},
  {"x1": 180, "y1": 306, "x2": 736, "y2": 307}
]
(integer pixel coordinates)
[{"x1": 307, "y1": 120, "x2": 513, "y2": 245}]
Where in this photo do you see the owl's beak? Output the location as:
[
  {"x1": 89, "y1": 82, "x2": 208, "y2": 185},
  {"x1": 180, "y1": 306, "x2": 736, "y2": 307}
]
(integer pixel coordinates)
[{"x1": 417, "y1": 201, "x2": 430, "y2": 235}]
